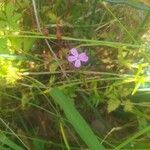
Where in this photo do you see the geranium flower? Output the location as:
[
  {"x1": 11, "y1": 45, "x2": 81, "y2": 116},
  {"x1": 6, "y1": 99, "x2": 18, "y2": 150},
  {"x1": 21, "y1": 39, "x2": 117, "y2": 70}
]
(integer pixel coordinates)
[{"x1": 67, "y1": 48, "x2": 88, "y2": 68}]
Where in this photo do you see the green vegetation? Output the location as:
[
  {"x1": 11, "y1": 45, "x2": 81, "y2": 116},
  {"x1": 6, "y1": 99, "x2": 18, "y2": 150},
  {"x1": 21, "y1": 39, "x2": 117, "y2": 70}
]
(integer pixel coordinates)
[{"x1": 0, "y1": 0, "x2": 150, "y2": 149}]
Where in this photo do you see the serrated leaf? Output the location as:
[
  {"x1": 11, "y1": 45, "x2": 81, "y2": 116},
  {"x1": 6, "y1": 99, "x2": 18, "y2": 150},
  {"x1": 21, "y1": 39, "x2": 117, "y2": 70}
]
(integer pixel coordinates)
[
  {"x1": 5, "y1": 2, "x2": 15, "y2": 18},
  {"x1": 107, "y1": 98, "x2": 120, "y2": 113},
  {"x1": 123, "y1": 99, "x2": 133, "y2": 112},
  {"x1": 9, "y1": 37, "x2": 35, "y2": 52},
  {"x1": 122, "y1": 88, "x2": 132, "y2": 97},
  {"x1": 1, "y1": 2, "x2": 22, "y2": 30}
]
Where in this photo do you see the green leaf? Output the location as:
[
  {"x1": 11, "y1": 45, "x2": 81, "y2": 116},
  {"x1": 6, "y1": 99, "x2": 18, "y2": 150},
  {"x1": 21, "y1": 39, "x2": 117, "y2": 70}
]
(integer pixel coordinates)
[
  {"x1": 107, "y1": 98, "x2": 120, "y2": 113},
  {"x1": 0, "y1": 132, "x2": 23, "y2": 150},
  {"x1": 89, "y1": 92, "x2": 103, "y2": 107},
  {"x1": 8, "y1": 13, "x2": 22, "y2": 29},
  {"x1": 5, "y1": 2, "x2": 15, "y2": 18},
  {"x1": 9, "y1": 37, "x2": 35, "y2": 52},
  {"x1": 123, "y1": 99, "x2": 133, "y2": 112},
  {"x1": 50, "y1": 87, "x2": 104, "y2": 150},
  {"x1": 2, "y1": 2, "x2": 22, "y2": 30},
  {"x1": 47, "y1": 12, "x2": 58, "y2": 23},
  {"x1": 0, "y1": 38, "x2": 9, "y2": 54},
  {"x1": 132, "y1": 76, "x2": 145, "y2": 95}
]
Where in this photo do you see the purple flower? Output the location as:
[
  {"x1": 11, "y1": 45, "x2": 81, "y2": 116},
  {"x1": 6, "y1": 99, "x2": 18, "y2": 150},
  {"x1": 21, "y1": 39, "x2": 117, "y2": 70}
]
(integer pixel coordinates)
[{"x1": 67, "y1": 48, "x2": 88, "y2": 68}]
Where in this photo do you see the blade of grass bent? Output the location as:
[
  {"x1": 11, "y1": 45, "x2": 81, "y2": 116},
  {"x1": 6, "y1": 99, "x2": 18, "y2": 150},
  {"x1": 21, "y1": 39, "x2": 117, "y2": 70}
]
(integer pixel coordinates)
[{"x1": 50, "y1": 87, "x2": 104, "y2": 150}]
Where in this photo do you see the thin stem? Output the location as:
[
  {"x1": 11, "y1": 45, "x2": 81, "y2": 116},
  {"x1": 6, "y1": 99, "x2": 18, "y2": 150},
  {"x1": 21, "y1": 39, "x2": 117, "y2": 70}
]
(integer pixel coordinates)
[
  {"x1": 21, "y1": 70, "x2": 134, "y2": 77},
  {"x1": 0, "y1": 118, "x2": 30, "y2": 150},
  {"x1": 31, "y1": 0, "x2": 68, "y2": 79},
  {"x1": 60, "y1": 122, "x2": 71, "y2": 150}
]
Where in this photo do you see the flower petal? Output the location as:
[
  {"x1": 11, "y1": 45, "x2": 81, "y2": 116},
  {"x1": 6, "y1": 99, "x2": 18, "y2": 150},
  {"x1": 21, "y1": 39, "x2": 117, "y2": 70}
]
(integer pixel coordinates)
[
  {"x1": 70, "y1": 48, "x2": 78, "y2": 57},
  {"x1": 67, "y1": 56, "x2": 77, "y2": 62},
  {"x1": 79, "y1": 53, "x2": 88, "y2": 62},
  {"x1": 74, "y1": 60, "x2": 81, "y2": 68}
]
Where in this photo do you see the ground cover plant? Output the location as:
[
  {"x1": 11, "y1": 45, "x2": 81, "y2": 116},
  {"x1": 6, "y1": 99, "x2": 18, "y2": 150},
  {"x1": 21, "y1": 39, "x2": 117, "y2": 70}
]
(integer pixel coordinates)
[{"x1": 0, "y1": 0, "x2": 150, "y2": 149}]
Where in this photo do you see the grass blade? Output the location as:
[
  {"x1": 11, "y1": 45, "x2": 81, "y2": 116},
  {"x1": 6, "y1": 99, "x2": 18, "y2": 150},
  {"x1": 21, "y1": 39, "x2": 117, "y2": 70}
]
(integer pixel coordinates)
[
  {"x1": 0, "y1": 132, "x2": 24, "y2": 150},
  {"x1": 50, "y1": 87, "x2": 104, "y2": 150},
  {"x1": 115, "y1": 126, "x2": 150, "y2": 150},
  {"x1": 60, "y1": 122, "x2": 71, "y2": 150}
]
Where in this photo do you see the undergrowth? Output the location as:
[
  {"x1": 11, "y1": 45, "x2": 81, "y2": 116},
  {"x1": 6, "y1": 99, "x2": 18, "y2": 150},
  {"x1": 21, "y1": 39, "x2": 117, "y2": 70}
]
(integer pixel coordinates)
[{"x1": 0, "y1": 0, "x2": 150, "y2": 149}]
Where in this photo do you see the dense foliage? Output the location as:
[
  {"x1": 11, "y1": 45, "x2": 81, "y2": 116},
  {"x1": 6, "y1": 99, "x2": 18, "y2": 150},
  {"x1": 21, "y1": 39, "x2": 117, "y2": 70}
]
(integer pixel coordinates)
[{"x1": 0, "y1": 0, "x2": 150, "y2": 149}]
